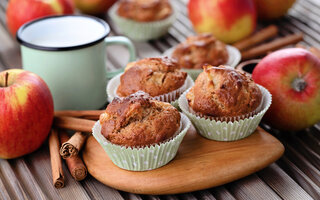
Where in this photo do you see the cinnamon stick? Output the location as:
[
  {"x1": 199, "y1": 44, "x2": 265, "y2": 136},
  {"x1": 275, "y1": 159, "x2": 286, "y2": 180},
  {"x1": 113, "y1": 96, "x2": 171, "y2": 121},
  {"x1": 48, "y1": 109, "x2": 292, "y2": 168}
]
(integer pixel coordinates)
[
  {"x1": 233, "y1": 25, "x2": 278, "y2": 51},
  {"x1": 59, "y1": 131, "x2": 87, "y2": 181},
  {"x1": 54, "y1": 110, "x2": 104, "y2": 120},
  {"x1": 53, "y1": 116, "x2": 96, "y2": 132},
  {"x1": 49, "y1": 129, "x2": 65, "y2": 188},
  {"x1": 60, "y1": 132, "x2": 88, "y2": 159},
  {"x1": 241, "y1": 33, "x2": 304, "y2": 60}
]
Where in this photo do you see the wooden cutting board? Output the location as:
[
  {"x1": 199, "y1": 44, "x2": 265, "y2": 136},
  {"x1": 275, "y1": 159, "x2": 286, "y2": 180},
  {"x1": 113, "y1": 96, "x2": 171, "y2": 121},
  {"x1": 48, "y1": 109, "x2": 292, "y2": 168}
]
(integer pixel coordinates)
[{"x1": 82, "y1": 126, "x2": 284, "y2": 195}]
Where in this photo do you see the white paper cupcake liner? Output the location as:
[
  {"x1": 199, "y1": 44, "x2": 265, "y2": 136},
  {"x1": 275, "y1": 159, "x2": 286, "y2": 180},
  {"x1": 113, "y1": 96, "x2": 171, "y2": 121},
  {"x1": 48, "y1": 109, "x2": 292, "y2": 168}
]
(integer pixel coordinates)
[
  {"x1": 106, "y1": 73, "x2": 194, "y2": 107},
  {"x1": 178, "y1": 85, "x2": 272, "y2": 141},
  {"x1": 92, "y1": 113, "x2": 191, "y2": 171},
  {"x1": 109, "y1": 2, "x2": 176, "y2": 41}
]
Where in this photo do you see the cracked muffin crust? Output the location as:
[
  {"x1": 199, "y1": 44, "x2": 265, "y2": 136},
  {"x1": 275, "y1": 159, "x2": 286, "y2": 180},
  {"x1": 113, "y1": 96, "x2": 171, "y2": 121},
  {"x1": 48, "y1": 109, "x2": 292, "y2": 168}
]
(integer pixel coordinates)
[
  {"x1": 117, "y1": 57, "x2": 187, "y2": 97},
  {"x1": 117, "y1": 0, "x2": 172, "y2": 22},
  {"x1": 187, "y1": 65, "x2": 262, "y2": 117},
  {"x1": 100, "y1": 92, "x2": 181, "y2": 147},
  {"x1": 172, "y1": 33, "x2": 229, "y2": 69}
]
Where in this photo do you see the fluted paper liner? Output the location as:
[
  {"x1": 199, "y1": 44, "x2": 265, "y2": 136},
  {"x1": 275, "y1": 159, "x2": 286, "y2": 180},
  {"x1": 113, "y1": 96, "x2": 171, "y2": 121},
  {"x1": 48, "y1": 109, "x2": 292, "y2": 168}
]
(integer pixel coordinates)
[
  {"x1": 178, "y1": 85, "x2": 272, "y2": 141},
  {"x1": 162, "y1": 45, "x2": 241, "y2": 80},
  {"x1": 109, "y1": 2, "x2": 176, "y2": 41},
  {"x1": 107, "y1": 73, "x2": 194, "y2": 108},
  {"x1": 92, "y1": 113, "x2": 191, "y2": 171}
]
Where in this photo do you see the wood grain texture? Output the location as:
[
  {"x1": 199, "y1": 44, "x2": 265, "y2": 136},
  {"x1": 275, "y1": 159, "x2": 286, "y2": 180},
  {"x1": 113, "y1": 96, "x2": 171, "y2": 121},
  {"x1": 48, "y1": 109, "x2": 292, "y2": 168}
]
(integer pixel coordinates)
[
  {"x1": 226, "y1": 174, "x2": 281, "y2": 200},
  {"x1": 258, "y1": 163, "x2": 313, "y2": 200},
  {"x1": 10, "y1": 159, "x2": 48, "y2": 199},
  {"x1": 277, "y1": 156, "x2": 320, "y2": 199},
  {"x1": 0, "y1": 176, "x2": 11, "y2": 200},
  {"x1": 83, "y1": 127, "x2": 284, "y2": 195},
  {"x1": 0, "y1": 159, "x2": 30, "y2": 199},
  {"x1": 210, "y1": 186, "x2": 236, "y2": 200}
]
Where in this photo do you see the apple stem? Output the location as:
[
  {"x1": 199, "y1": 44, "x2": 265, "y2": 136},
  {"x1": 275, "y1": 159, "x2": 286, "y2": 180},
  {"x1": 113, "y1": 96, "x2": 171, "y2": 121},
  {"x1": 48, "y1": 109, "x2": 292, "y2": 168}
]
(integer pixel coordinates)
[
  {"x1": 292, "y1": 78, "x2": 307, "y2": 92},
  {"x1": 5, "y1": 72, "x2": 9, "y2": 87}
]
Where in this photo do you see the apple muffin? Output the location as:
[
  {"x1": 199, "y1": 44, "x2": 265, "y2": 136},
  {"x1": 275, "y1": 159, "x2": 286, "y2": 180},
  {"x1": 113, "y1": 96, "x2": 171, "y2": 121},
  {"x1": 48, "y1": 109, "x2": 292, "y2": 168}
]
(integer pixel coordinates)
[
  {"x1": 187, "y1": 65, "x2": 262, "y2": 118},
  {"x1": 117, "y1": 0, "x2": 172, "y2": 22},
  {"x1": 99, "y1": 92, "x2": 181, "y2": 147},
  {"x1": 172, "y1": 33, "x2": 229, "y2": 69},
  {"x1": 117, "y1": 57, "x2": 187, "y2": 97}
]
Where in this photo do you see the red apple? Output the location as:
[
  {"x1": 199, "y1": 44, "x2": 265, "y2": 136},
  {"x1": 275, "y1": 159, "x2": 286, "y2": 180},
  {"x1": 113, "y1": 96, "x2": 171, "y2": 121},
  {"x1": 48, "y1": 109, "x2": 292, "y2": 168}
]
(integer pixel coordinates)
[
  {"x1": 73, "y1": 0, "x2": 117, "y2": 15},
  {"x1": 252, "y1": 48, "x2": 320, "y2": 131},
  {"x1": 254, "y1": 0, "x2": 296, "y2": 20},
  {"x1": 188, "y1": 0, "x2": 257, "y2": 44},
  {"x1": 6, "y1": 0, "x2": 74, "y2": 36},
  {"x1": 0, "y1": 69, "x2": 54, "y2": 159}
]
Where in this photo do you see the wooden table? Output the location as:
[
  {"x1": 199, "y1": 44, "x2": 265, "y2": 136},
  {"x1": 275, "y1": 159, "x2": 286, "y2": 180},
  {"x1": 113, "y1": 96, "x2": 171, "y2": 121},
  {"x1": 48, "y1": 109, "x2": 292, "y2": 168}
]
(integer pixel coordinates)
[{"x1": 0, "y1": 0, "x2": 319, "y2": 199}]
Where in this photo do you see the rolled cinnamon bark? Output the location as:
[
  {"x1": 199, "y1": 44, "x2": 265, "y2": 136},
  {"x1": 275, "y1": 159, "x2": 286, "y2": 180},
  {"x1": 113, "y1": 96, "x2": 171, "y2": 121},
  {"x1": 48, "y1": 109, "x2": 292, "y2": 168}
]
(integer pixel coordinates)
[
  {"x1": 241, "y1": 33, "x2": 303, "y2": 60},
  {"x1": 54, "y1": 110, "x2": 104, "y2": 120},
  {"x1": 233, "y1": 25, "x2": 278, "y2": 51},
  {"x1": 49, "y1": 129, "x2": 65, "y2": 188},
  {"x1": 60, "y1": 132, "x2": 88, "y2": 159},
  {"x1": 59, "y1": 131, "x2": 87, "y2": 181},
  {"x1": 53, "y1": 116, "x2": 96, "y2": 133}
]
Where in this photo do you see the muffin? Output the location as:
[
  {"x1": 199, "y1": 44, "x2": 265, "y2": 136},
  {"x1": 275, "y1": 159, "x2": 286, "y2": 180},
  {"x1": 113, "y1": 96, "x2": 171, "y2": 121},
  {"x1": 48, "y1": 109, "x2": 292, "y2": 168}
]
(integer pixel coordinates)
[
  {"x1": 93, "y1": 92, "x2": 191, "y2": 171},
  {"x1": 172, "y1": 34, "x2": 229, "y2": 69},
  {"x1": 178, "y1": 64, "x2": 272, "y2": 141},
  {"x1": 100, "y1": 92, "x2": 181, "y2": 147},
  {"x1": 117, "y1": 57, "x2": 187, "y2": 98},
  {"x1": 109, "y1": 0, "x2": 175, "y2": 41},
  {"x1": 187, "y1": 65, "x2": 262, "y2": 118},
  {"x1": 117, "y1": 0, "x2": 172, "y2": 22}
]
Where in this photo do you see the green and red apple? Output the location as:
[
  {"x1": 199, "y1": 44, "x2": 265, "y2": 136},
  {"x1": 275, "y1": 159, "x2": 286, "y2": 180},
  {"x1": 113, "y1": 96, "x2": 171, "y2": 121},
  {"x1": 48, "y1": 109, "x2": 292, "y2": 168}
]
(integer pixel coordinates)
[
  {"x1": 6, "y1": 0, "x2": 74, "y2": 36},
  {"x1": 252, "y1": 48, "x2": 320, "y2": 131},
  {"x1": 188, "y1": 0, "x2": 257, "y2": 44},
  {"x1": 73, "y1": 0, "x2": 117, "y2": 15},
  {"x1": 0, "y1": 69, "x2": 54, "y2": 159},
  {"x1": 254, "y1": 0, "x2": 296, "y2": 20}
]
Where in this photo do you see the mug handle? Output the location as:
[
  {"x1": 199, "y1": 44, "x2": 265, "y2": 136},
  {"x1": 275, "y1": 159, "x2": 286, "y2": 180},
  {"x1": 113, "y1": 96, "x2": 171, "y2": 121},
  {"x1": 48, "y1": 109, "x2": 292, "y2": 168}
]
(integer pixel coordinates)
[{"x1": 104, "y1": 36, "x2": 137, "y2": 79}]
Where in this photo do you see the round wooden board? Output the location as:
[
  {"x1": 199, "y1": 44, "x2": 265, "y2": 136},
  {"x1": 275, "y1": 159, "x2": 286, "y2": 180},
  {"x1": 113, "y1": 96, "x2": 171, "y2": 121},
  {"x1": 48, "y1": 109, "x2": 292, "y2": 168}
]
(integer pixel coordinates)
[{"x1": 83, "y1": 126, "x2": 284, "y2": 195}]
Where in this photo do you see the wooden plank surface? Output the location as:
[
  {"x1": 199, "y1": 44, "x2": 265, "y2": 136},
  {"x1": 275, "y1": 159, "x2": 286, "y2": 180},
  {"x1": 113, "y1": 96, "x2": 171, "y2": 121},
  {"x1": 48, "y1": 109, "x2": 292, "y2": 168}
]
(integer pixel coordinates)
[{"x1": 0, "y1": 0, "x2": 320, "y2": 199}]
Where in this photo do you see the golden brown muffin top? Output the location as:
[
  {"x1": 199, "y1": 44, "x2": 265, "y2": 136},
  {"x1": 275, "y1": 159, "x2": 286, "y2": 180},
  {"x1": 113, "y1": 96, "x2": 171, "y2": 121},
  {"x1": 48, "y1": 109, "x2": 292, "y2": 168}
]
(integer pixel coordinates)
[
  {"x1": 100, "y1": 92, "x2": 181, "y2": 147},
  {"x1": 187, "y1": 65, "x2": 262, "y2": 117},
  {"x1": 172, "y1": 33, "x2": 229, "y2": 69},
  {"x1": 117, "y1": 57, "x2": 187, "y2": 97},
  {"x1": 117, "y1": 0, "x2": 172, "y2": 22}
]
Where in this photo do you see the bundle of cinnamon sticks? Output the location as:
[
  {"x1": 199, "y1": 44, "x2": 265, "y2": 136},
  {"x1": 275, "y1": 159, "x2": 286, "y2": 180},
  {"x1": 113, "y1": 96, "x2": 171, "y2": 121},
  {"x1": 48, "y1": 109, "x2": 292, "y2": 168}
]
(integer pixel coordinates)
[
  {"x1": 49, "y1": 110, "x2": 104, "y2": 188},
  {"x1": 233, "y1": 25, "x2": 304, "y2": 60}
]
